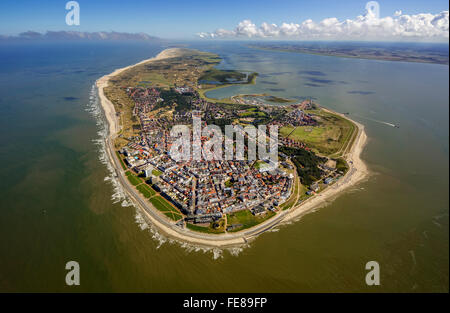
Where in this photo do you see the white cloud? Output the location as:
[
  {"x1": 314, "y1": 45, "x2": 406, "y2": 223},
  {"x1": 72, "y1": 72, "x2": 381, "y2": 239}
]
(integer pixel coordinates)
[{"x1": 197, "y1": 10, "x2": 449, "y2": 41}]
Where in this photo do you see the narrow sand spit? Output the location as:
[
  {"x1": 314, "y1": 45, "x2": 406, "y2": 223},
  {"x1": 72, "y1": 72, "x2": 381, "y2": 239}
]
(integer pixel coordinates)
[{"x1": 96, "y1": 48, "x2": 369, "y2": 247}]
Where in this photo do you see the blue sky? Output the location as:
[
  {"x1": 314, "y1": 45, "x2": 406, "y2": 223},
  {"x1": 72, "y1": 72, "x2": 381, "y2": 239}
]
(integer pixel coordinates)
[{"x1": 0, "y1": 0, "x2": 448, "y2": 38}]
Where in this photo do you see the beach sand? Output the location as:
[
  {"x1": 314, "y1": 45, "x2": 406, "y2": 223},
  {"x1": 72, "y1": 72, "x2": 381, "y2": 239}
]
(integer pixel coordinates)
[{"x1": 96, "y1": 48, "x2": 369, "y2": 247}]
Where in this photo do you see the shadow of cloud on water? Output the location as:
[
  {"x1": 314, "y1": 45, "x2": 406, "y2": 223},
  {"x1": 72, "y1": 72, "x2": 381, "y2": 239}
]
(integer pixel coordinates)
[
  {"x1": 304, "y1": 83, "x2": 322, "y2": 87},
  {"x1": 260, "y1": 81, "x2": 278, "y2": 85},
  {"x1": 347, "y1": 90, "x2": 375, "y2": 95},
  {"x1": 63, "y1": 96, "x2": 80, "y2": 101}
]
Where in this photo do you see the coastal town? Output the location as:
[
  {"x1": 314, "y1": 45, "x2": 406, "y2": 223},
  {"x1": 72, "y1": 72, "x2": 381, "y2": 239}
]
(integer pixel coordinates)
[
  {"x1": 100, "y1": 48, "x2": 361, "y2": 236},
  {"x1": 118, "y1": 85, "x2": 295, "y2": 230}
]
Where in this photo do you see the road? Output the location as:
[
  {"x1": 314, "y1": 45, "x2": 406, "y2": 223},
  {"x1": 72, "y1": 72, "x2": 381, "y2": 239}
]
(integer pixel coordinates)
[{"x1": 104, "y1": 110, "x2": 363, "y2": 247}]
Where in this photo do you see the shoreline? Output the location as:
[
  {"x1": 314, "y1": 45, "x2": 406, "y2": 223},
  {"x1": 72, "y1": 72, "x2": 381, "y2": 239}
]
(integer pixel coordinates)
[{"x1": 96, "y1": 48, "x2": 369, "y2": 248}]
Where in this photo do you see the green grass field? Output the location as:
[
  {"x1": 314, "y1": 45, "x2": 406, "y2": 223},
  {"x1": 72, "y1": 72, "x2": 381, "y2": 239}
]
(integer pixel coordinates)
[
  {"x1": 199, "y1": 68, "x2": 247, "y2": 84},
  {"x1": 136, "y1": 184, "x2": 156, "y2": 198},
  {"x1": 226, "y1": 209, "x2": 275, "y2": 232},
  {"x1": 239, "y1": 111, "x2": 267, "y2": 118},
  {"x1": 125, "y1": 171, "x2": 142, "y2": 186},
  {"x1": 124, "y1": 170, "x2": 183, "y2": 222},
  {"x1": 186, "y1": 223, "x2": 211, "y2": 233},
  {"x1": 149, "y1": 195, "x2": 174, "y2": 211},
  {"x1": 163, "y1": 211, "x2": 183, "y2": 221},
  {"x1": 186, "y1": 221, "x2": 226, "y2": 234},
  {"x1": 149, "y1": 196, "x2": 183, "y2": 221},
  {"x1": 280, "y1": 109, "x2": 355, "y2": 156}
]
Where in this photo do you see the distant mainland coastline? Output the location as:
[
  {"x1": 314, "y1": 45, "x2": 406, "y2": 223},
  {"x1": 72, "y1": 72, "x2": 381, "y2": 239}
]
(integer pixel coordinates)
[{"x1": 248, "y1": 42, "x2": 449, "y2": 65}]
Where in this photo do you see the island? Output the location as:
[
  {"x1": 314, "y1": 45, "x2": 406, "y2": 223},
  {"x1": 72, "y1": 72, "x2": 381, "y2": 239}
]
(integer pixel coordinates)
[
  {"x1": 248, "y1": 42, "x2": 449, "y2": 65},
  {"x1": 97, "y1": 48, "x2": 368, "y2": 247}
]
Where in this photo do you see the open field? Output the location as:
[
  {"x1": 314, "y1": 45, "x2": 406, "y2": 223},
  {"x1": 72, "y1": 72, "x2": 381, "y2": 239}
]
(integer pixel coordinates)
[
  {"x1": 280, "y1": 109, "x2": 356, "y2": 157},
  {"x1": 149, "y1": 195, "x2": 183, "y2": 221},
  {"x1": 136, "y1": 183, "x2": 156, "y2": 198},
  {"x1": 125, "y1": 171, "x2": 142, "y2": 186},
  {"x1": 199, "y1": 68, "x2": 247, "y2": 84},
  {"x1": 226, "y1": 209, "x2": 276, "y2": 232},
  {"x1": 126, "y1": 171, "x2": 184, "y2": 221},
  {"x1": 186, "y1": 219, "x2": 226, "y2": 234},
  {"x1": 163, "y1": 211, "x2": 183, "y2": 221},
  {"x1": 240, "y1": 111, "x2": 267, "y2": 118}
]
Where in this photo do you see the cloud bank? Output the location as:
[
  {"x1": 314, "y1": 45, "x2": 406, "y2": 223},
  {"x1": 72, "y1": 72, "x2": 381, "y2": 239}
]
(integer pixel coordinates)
[{"x1": 198, "y1": 10, "x2": 449, "y2": 41}]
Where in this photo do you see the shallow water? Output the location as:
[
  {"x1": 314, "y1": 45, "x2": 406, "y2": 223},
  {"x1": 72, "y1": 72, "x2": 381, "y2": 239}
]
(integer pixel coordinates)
[{"x1": 0, "y1": 41, "x2": 447, "y2": 292}]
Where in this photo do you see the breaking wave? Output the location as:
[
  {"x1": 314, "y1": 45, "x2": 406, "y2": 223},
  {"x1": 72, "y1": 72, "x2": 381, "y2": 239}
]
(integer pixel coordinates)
[{"x1": 85, "y1": 84, "x2": 131, "y2": 207}]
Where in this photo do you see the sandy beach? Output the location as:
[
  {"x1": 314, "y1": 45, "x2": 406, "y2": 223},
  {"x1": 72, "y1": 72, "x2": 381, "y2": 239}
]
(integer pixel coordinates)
[
  {"x1": 283, "y1": 117, "x2": 368, "y2": 222},
  {"x1": 96, "y1": 48, "x2": 369, "y2": 247}
]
